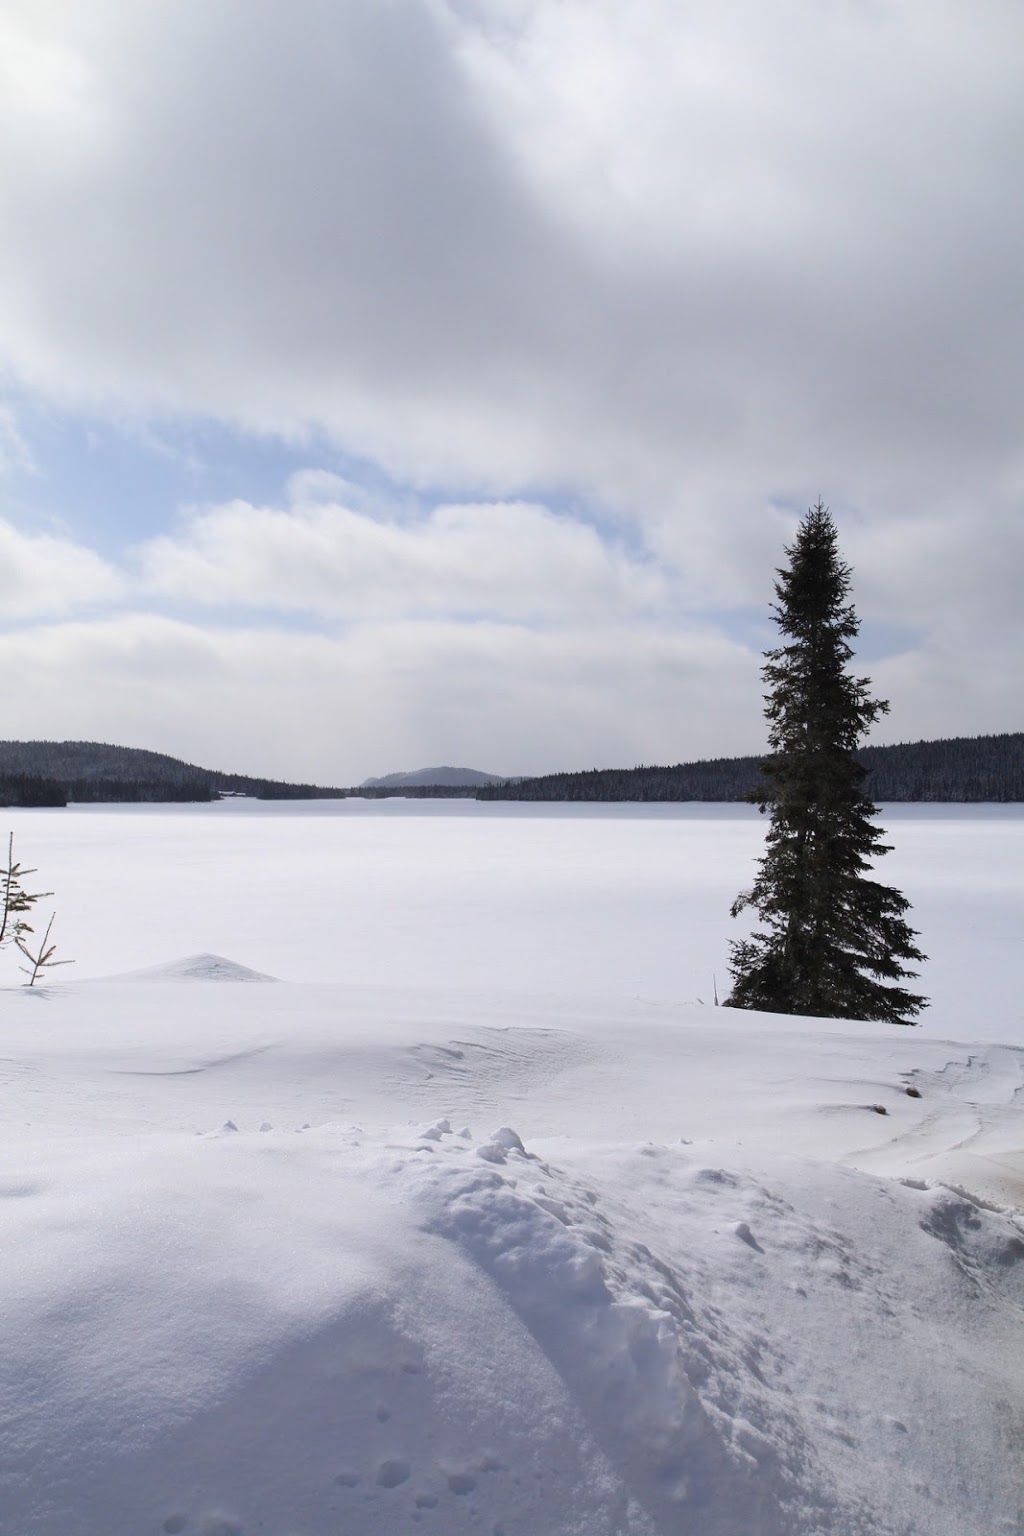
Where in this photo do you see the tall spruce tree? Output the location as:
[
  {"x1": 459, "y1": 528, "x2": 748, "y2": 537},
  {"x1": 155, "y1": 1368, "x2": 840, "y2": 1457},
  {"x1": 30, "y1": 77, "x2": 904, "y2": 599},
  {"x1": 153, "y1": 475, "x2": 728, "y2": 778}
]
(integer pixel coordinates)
[{"x1": 726, "y1": 501, "x2": 926, "y2": 1024}]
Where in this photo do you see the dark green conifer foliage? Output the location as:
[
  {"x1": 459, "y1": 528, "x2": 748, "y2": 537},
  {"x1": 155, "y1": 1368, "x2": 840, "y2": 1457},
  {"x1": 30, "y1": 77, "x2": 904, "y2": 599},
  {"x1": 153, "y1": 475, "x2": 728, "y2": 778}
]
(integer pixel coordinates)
[{"x1": 726, "y1": 502, "x2": 926, "y2": 1024}]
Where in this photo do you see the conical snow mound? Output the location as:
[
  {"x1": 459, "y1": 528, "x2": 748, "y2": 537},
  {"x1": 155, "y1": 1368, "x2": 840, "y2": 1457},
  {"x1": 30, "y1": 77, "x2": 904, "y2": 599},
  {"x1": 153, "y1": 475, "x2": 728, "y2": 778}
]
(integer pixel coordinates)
[{"x1": 109, "y1": 952, "x2": 278, "y2": 983}]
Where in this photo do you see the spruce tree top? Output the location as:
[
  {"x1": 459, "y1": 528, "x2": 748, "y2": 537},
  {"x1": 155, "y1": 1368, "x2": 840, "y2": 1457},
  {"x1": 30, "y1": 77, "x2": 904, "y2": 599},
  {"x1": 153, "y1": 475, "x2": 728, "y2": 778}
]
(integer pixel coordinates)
[
  {"x1": 762, "y1": 501, "x2": 882, "y2": 765},
  {"x1": 727, "y1": 501, "x2": 927, "y2": 1024}
]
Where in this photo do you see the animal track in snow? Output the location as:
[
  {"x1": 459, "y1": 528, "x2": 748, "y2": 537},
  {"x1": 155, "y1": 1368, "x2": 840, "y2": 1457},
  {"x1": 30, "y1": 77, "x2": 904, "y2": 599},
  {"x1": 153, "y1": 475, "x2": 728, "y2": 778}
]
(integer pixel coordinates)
[
  {"x1": 375, "y1": 1456, "x2": 411, "y2": 1488},
  {"x1": 446, "y1": 1469, "x2": 477, "y2": 1494}
]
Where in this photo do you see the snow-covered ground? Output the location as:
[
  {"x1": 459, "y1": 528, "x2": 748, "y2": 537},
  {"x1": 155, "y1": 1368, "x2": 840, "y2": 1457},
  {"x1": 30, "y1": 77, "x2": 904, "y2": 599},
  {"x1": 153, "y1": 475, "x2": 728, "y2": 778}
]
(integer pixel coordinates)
[{"x1": 2, "y1": 802, "x2": 1022, "y2": 1535}]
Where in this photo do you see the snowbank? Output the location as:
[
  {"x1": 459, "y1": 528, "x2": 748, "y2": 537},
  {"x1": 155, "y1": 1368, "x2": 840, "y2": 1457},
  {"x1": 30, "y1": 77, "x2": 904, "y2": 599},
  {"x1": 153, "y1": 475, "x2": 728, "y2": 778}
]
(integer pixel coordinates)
[
  {"x1": 1, "y1": 804, "x2": 1022, "y2": 1533},
  {"x1": 4, "y1": 1109, "x2": 1023, "y2": 1536},
  {"x1": 3, "y1": 980, "x2": 1023, "y2": 1535}
]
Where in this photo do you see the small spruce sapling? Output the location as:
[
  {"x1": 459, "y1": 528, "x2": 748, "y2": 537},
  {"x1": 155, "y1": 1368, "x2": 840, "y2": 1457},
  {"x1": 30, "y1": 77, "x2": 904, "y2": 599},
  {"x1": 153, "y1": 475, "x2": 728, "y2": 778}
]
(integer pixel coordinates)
[
  {"x1": 1, "y1": 832, "x2": 72, "y2": 986},
  {"x1": 0, "y1": 832, "x2": 51, "y2": 951}
]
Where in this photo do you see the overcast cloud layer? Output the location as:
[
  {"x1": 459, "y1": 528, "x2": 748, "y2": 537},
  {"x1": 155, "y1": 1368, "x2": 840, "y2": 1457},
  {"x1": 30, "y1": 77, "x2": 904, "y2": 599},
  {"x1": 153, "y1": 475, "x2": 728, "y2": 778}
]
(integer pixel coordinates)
[{"x1": 0, "y1": 0, "x2": 1021, "y2": 781}]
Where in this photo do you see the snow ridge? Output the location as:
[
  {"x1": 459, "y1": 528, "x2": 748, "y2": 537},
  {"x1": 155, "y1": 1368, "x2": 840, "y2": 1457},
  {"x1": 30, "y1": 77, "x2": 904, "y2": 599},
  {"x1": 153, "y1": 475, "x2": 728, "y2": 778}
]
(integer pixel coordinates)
[{"x1": 420, "y1": 1130, "x2": 813, "y2": 1534}]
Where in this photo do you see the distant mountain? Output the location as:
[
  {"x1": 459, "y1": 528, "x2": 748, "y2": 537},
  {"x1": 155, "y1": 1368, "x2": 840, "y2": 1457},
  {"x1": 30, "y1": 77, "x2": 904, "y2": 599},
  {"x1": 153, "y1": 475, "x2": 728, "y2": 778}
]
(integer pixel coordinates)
[
  {"x1": 0, "y1": 741, "x2": 504, "y2": 806},
  {"x1": 478, "y1": 732, "x2": 1024, "y2": 804},
  {"x1": 3, "y1": 734, "x2": 1019, "y2": 807},
  {"x1": 361, "y1": 766, "x2": 504, "y2": 788},
  {"x1": 0, "y1": 740, "x2": 346, "y2": 805}
]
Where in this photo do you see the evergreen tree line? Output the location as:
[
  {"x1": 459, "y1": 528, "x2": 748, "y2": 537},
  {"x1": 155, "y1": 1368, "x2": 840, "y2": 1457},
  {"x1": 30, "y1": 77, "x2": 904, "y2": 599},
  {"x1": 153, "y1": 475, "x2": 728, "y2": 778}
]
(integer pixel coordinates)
[
  {"x1": 349, "y1": 783, "x2": 479, "y2": 800},
  {"x1": 0, "y1": 741, "x2": 349, "y2": 806},
  {"x1": 479, "y1": 732, "x2": 1023, "y2": 804},
  {"x1": 0, "y1": 773, "x2": 68, "y2": 808},
  {"x1": 2, "y1": 730, "x2": 1020, "y2": 809},
  {"x1": 0, "y1": 741, "x2": 489, "y2": 805}
]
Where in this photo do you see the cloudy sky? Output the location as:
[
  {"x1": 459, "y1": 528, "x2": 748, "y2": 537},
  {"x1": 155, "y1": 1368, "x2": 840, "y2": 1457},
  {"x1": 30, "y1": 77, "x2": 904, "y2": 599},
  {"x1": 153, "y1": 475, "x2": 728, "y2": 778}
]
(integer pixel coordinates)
[{"x1": 0, "y1": 0, "x2": 1021, "y2": 784}]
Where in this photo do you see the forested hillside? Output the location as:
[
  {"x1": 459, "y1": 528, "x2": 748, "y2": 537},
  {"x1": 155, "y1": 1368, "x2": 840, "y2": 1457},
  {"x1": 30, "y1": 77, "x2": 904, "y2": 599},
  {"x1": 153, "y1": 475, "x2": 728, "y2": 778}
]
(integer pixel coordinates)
[
  {"x1": 1, "y1": 732, "x2": 1020, "y2": 806},
  {"x1": 0, "y1": 741, "x2": 346, "y2": 806},
  {"x1": 480, "y1": 733, "x2": 1024, "y2": 803}
]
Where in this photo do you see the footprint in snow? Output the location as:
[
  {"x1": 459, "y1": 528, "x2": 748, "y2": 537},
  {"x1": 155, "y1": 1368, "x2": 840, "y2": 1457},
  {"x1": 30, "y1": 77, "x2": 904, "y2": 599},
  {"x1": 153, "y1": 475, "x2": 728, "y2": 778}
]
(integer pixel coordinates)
[{"x1": 376, "y1": 1457, "x2": 411, "y2": 1488}]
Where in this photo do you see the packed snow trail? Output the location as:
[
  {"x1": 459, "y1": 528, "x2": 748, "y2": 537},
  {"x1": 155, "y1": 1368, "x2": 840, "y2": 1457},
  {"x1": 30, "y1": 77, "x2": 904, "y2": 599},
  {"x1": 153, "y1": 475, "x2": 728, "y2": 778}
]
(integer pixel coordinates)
[{"x1": 3, "y1": 1115, "x2": 1022, "y2": 1536}]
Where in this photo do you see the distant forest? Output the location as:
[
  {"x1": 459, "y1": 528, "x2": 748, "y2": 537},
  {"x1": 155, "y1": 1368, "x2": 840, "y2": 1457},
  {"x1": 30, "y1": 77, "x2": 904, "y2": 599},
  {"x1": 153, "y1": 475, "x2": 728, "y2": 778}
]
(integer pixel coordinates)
[
  {"x1": 0, "y1": 741, "x2": 348, "y2": 807},
  {"x1": 0, "y1": 732, "x2": 1020, "y2": 807},
  {"x1": 479, "y1": 732, "x2": 1024, "y2": 804}
]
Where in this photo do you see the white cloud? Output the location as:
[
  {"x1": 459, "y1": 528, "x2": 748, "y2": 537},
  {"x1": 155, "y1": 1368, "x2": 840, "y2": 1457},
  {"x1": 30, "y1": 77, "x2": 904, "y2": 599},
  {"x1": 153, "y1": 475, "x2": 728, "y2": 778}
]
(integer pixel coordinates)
[
  {"x1": 1, "y1": 0, "x2": 1021, "y2": 516},
  {"x1": 138, "y1": 491, "x2": 666, "y2": 621},
  {"x1": 0, "y1": 1, "x2": 1020, "y2": 768},
  {"x1": 0, "y1": 612, "x2": 763, "y2": 782},
  {"x1": 0, "y1": 518, "x2": 121, "y2": 618},
  {"x1": 0, "y1": 482, "x2": 1015, "y2": 779}
]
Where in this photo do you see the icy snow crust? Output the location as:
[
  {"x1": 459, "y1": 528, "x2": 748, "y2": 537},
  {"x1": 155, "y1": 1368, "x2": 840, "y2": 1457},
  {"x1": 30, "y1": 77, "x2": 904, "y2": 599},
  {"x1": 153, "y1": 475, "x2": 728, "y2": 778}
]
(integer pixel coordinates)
[{"x1": 2, "y1": 803, "x2": 1023, "y2": 1535}]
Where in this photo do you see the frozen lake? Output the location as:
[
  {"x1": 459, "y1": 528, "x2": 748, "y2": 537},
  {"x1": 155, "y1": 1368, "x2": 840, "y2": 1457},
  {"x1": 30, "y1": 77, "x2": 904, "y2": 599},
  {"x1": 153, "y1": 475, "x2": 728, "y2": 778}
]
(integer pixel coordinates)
[
  {"x1": 4, "y1": 798, "x2": 1023, "y2": 1535},
  {"x1": 7, "y1": 798, "x2": 1023, "y2": 1044}
]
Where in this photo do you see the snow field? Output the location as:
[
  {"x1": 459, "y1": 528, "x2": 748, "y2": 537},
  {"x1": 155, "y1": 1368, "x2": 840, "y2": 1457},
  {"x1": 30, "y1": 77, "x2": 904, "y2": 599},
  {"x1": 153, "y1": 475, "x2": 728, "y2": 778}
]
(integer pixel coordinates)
[
  {"x1": 4, "y1": 1115, "x2": 1022, "y2": 1535},
  {"x1": 1, "y1": 803, "x2": 1023, "y2": 1535},
  {"x1": 13, "y1": 799, "x2": 1024, "y2": 1042}
]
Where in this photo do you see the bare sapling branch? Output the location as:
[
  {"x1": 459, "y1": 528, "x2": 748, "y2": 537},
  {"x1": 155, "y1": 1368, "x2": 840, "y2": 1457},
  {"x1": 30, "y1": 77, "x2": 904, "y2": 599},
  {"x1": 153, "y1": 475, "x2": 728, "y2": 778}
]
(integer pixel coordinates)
[{"x1": 16, "y1": 913, "x2": 73, "y2": 987}]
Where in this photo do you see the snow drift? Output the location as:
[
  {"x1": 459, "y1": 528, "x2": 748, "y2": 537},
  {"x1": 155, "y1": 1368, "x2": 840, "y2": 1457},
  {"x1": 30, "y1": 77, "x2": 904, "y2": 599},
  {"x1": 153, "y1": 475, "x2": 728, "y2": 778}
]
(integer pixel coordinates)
[{"x1": 1, "y1": 803, "x2": 1022, "y2": 1534}]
